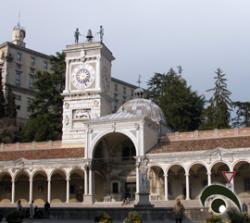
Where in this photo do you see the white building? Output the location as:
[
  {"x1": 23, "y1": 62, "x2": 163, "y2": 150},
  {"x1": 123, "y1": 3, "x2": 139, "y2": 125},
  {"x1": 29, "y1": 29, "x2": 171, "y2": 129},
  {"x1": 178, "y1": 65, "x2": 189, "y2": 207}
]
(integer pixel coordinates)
[{"x1": 0, "y1": 35, "x2": 249, "y2": 209}]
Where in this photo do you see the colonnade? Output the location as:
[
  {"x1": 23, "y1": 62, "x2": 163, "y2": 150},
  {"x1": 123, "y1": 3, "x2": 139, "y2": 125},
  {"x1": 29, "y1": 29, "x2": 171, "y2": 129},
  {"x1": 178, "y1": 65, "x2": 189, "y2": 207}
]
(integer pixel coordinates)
[
  {"x1": 0, "y1": 160, "x2": 249, "y2": 204},
  {"x1": 149, "y1": 160, "x2": 250, "y2": 201}
]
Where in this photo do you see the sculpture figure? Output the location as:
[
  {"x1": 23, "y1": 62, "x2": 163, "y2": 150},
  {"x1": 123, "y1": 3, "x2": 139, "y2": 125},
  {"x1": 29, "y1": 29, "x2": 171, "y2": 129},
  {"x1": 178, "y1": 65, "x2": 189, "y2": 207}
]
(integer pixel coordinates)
[
  {"x1": 74, "y1": 28, "x2": 80, "y2": 43},
  {"x1": 99, "y1": 25, "x2": 104, "y2": 42}
]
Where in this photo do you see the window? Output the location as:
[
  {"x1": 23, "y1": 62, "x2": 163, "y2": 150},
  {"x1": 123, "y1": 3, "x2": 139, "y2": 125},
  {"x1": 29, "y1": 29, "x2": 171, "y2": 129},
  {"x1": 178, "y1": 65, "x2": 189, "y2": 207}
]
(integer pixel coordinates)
[
  {"x1": 16, "y1": 105, "x2": 21, "y2": 110},
  {"x1": 114, "y1": 84, "x2": 118, "y2": 91},
  {"x1": 31, "y1": 56, "x2": 36, "y2": 66},
  {"x1": 16, "y1": 63, "x2": 22, "y2": 70},
  {"x1": 15, "y1": 70, "x2": 22, "y2": 87},
  {"x1": 244, "y1": 178, "x2": 250, "y2": 191},
  {"x1": 27, "y1": 97, "x2": 33, "y2": 106},
  {"x1": 44, "y1": 61, "x2": 48, "y2": 70},
  {"x1": 16, "y1": 52, "x2": 22, "y2": 61},
  {"x1": 29, "y1": 75, "x2": 33, "y2": 89},
  {"x1": 123, "y1": 86, "x2": 126, "y2": 95},
  {"x1": 112, "y1": 182, "x2": 119, "y2": 194},
  {"x1": 30, "y1": 67, "x2": 35, "y2": 73}
]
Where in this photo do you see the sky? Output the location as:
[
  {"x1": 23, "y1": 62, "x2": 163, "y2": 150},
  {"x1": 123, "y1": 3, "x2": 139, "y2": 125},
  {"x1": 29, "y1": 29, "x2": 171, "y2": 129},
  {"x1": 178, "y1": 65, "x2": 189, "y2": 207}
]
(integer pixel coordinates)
[{"x1": 0, "y1": 0, "x2": 249, "y2": 101}]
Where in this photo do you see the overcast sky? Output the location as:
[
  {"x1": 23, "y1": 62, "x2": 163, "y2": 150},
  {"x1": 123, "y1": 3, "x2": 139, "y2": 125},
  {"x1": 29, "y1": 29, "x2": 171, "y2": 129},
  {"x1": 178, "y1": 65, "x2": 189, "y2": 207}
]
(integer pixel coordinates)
[{"x1": 1, "y1": 0, "x2": 249, "y2": 101}]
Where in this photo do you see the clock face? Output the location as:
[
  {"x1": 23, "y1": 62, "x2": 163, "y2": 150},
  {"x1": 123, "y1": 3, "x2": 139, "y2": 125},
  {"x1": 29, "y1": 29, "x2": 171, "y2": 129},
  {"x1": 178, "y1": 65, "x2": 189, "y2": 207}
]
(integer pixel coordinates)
[{"x1": 71, "y1": 64, "x2": 95, "y2": 89}]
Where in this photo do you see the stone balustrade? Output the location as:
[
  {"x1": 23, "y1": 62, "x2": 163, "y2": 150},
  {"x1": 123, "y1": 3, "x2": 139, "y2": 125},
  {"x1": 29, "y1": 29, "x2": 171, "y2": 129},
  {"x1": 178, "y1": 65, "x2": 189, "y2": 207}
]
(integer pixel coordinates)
[
  {"x1": 0, "y1": 140, "x2": 63, "y2": 152},
  {"x1": 167, "y1": 127, "x2": 250, "y2": 141}
]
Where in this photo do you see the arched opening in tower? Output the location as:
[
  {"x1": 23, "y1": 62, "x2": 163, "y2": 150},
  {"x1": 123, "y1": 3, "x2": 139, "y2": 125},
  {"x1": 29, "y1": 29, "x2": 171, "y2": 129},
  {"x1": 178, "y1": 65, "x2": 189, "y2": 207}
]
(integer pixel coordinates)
[{"x1": 92, "y1": 133, "x2": 136, "y2": 202}]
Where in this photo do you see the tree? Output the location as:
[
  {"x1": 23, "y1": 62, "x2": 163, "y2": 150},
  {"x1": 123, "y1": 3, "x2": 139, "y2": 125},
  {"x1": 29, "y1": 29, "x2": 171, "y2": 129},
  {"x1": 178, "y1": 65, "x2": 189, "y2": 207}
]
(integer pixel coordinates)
[
  {"x1": 5, "y1": 86, "x2": 17, "y2": 119},
  {"x1": 201, "y1": 68, "x2": 232, "y2": 129},
  {"x1": 21, "y1": 52, "x2": 65, "y2": 141},
  {"x1": 232, "y1": 101, "x2": 250, "y2": 128},
  {"x1": 147, "y1": 68, "x2": 205, "y2": 131}
]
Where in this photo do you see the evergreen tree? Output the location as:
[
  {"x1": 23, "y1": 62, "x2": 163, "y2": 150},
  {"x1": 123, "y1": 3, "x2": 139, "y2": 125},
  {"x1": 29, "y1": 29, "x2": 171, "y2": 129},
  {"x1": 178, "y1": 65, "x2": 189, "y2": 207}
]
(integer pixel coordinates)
[
  {"x1": 201, "y1": 68, "x2": 232, "y2": 129},
  {"x1": 232, "y1": 101, "x2": 250, "y2": 128},
  {"x1": 21, "y1": 52, "x2": 65, "y2": 141},
  {"x1": 147, "y1": 68, "x2": 205, "y2": 131}
]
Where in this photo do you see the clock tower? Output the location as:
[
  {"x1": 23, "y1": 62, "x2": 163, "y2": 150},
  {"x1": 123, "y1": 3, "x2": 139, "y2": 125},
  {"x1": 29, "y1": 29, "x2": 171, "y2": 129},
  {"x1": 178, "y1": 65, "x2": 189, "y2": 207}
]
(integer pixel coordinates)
[{"x1": 62, "y1": 32, "x2": 115, "y2": 144}]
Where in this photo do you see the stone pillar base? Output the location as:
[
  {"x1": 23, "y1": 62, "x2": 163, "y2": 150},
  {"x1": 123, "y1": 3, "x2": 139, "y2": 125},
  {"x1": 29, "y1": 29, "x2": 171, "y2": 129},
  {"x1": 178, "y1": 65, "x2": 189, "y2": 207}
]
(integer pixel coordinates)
[
  {"x1": 84, "y1": 195, "x2": 95, "y2": 204},
  {"x1": 134, "y1": 193, "x2": 154, "y2": 207}
]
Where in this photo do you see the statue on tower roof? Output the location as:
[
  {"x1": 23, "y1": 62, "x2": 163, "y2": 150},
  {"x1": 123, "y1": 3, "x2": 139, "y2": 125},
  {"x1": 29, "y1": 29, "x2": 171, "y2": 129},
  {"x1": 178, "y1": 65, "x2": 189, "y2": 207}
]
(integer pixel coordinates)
[
  {"x1": 98, "y1": 25, "x2": 104, "y2": 42},
  {"x1": 74, "y1": 28, "x2": 80, "y2": 44}
]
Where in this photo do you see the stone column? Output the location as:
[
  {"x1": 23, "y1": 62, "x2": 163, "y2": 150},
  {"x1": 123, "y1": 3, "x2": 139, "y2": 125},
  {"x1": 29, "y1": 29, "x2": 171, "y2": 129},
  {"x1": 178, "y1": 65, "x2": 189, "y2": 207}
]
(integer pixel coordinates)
[
  {"x1": 84, "y1": 164, "x2": 94, "y2": 204},
  {"x1": 66, "y1": 176, "x2": 70, "y2": 203},
  {"x1": 11, "y1": 179, "x2": 15, "y2": 204},
  {"x1": 185, "y1": 173, "x2": 190, "y2": 200},
  {"x1": 47, "y1": 177, "x2": 51, "y2": 203},
  {"x1": 164, "y1": 174, "x2": 168, "y2": 201},
  {"x1": 29, "y1": 176, "x2": 33, "y2": 203},
  {"x1": 136, "y1": 163, "x2": 140, "y2": 194},
  {"x1": 207, "y1": 171, "x2": 211, "y2": 186},
  {"x1": 89, "y1": 168, "x2": 93, "y2": 195},
  {"x1": 84, "y1": 169, "x2": 88, "y2": 195}
]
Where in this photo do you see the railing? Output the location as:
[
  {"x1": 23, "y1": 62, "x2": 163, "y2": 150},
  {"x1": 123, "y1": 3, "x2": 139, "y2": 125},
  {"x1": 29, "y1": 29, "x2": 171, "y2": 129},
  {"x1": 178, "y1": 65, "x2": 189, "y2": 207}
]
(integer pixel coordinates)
[{"x1": 167, "y1": 127, "x2": 250, "y2": 141}]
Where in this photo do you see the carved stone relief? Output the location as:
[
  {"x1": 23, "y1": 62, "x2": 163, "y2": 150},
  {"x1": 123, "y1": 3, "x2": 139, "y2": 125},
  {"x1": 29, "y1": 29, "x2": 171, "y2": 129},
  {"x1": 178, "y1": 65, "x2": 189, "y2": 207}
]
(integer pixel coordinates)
[{"x1": 73, "y1": 109, "x2": 91, "y2": 120}]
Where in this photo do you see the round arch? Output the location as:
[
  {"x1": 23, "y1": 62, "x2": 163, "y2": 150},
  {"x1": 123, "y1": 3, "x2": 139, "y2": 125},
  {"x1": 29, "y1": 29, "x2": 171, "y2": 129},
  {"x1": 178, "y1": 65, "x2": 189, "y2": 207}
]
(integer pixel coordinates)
[
  {"x1": 92, "y1": 132, "x2": 137, "y2": 202},
  {"x1": 233, "y1": 160, "x2": 250, "y2": 169},
  {"x1": 0, "y1": 172, "x2": 12, "y2": 203},
  {"x1": 166, "y1": 163, "x2": 186, "y2": 175},
  {"x1": 167, "y1": 164, "x2": 186, "y2": 200},
  {"x1": 32, "y1": 170, "x2": 48, "y2": 204},
  {"x1": 189, "y1": 163, "x2": 208, "y2": 199},
  {"x1": 209, "y1": 161, "x2": 231, "y2": 173},
  {"x1": 233, "y1": 161, "x2": 250, "y2": 197},
  {"x1": 51, "y1": 169, "x2": 66, "y2": 203},
  {"x1": 210, "y1": 161, "x2": 230, "y2": 185},
  {"x1": 149, "y1": 166, "x2": 164, "y2": 201},
  {"x1": 89, "y1": 129, "x2": 139, "y2": 159},
  {"x1": 69, "y1": 168, "x2": 85, "y2": 202},
  {"x1": 187, "y1": 161, "x2": 209, "y2": 173},
  {"x1": 15, "y1": 170, "x2": 30, "y2": 203}
]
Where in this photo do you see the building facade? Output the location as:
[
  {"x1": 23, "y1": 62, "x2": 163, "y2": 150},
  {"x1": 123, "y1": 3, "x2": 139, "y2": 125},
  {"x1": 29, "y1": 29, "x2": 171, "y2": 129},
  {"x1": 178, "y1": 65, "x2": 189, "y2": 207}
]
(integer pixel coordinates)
[
  {"x1": 0, "y1": 36, "x2": 249, "y2": 210},
  {"x1": 0, "y1": 26, "x2": 137, "y2": 126},
  {"x1": 0, "y1": 24, "x2": 50, "y2": 125}
]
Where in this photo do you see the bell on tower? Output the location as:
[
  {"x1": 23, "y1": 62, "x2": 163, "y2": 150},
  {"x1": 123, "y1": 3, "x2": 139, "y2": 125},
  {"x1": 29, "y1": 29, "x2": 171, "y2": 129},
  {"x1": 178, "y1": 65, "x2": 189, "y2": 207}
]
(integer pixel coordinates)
[
  {"x1": 86, "y1": 29, "x2": 93, "y2": 42},
  {"x1": 12, "y1": 22, "x2": 26, "y2": 47}
]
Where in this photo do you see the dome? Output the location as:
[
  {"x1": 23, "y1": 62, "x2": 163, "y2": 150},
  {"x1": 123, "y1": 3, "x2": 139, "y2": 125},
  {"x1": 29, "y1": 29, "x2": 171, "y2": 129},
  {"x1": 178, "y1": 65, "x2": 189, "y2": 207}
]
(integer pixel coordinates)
[{"x1": 118, "y1": 98, "x2": 166, "y2": 125}]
